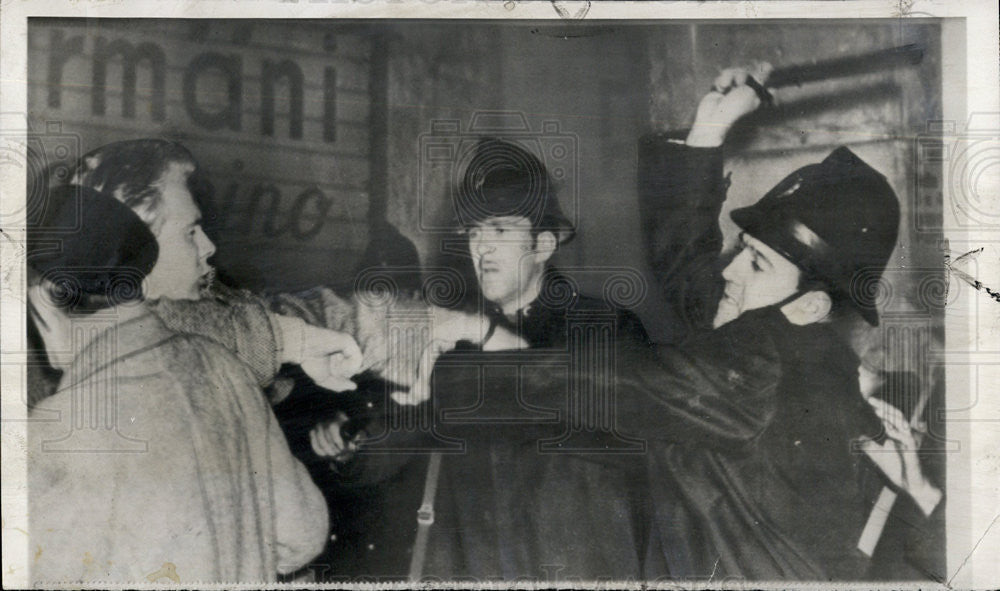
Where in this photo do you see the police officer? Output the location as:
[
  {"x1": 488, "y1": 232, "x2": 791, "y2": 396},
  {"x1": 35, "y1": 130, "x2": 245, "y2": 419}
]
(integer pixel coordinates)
[
  {"x1": 456, "y1": 136, "x2": 649, "y2": 347},
  {"x1": 309, "y1": 137, "x2": 653, "y2": 581},
  {"x1": 430, "y1": 64, "x2": 942, "y2": 580}
]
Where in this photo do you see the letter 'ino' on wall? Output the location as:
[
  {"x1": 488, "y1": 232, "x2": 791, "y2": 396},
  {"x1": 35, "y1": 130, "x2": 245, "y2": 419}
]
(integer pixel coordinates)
[{"x1": 28, "y1": 19, "x2": 374, "y2": 292}]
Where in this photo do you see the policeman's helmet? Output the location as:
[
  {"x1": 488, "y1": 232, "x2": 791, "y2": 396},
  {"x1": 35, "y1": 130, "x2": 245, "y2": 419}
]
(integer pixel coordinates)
[
  {"x1": 456, "y1": 137, "x2": 575, "y2": 245},
  {"x1": 730, "y1": 147, "x2": 900, "y2": 326}
]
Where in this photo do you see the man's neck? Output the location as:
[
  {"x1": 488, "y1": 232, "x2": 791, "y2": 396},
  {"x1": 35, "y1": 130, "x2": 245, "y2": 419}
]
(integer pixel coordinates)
[{"x1": 498, "y1": 271, "x2": 545, "y2": 317}]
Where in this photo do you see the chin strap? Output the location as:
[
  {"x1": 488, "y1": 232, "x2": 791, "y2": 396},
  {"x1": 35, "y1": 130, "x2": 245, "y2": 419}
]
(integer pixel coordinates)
[
  {"x1": 772, "y1": 289, "x2": 807, "y2": 311},
  {"x1": 408, "y1": 451, "x2": 443, "y2": 582}
]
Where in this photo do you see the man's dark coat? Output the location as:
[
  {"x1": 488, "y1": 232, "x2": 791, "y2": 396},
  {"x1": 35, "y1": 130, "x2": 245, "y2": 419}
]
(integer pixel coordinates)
[
  {"x1": 340, "y1": 276, "x2": 653, "y2": 580},
  {"x1": 431, "y1": 139, "x2": 935, "y2": 581}
]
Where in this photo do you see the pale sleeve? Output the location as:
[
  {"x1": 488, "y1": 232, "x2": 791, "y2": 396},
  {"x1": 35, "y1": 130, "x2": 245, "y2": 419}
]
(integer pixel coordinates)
[
  {"x1": 267, "y1": 286, "x2": 358, "y2": 334},
  {"x1": 265, "y1": 408, "x2": 329, "y2": 573},
  {"x1": 149, "y1": 296, "x2": 284, "y2": 387},
  {"x1": 270, "y1": 286, "x2": 443, "y2": 383},
  {"x1": 151, "y1": 286, "x2": 421, "y2": 393}
]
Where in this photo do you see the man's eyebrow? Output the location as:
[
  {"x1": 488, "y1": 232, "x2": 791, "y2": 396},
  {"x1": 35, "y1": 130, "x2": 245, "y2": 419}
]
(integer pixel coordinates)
[
  {"x1": 741, "y1": 235, "x2": 774, "y2": 268},
  {"x1": 754, "y1": 249, "x2": 774, "y2": 268}
]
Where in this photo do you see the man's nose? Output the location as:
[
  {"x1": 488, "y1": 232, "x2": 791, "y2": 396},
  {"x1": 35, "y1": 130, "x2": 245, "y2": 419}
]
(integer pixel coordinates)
[
  {"x1": 721, "y1": 250, "x2": 747, "y2": 281},
  {"x1": 197, "y1": 228, "x2": 216, "y2": 260},
  {"x1": 474, "y1": 239, "x2": 495, "y2": 256}
]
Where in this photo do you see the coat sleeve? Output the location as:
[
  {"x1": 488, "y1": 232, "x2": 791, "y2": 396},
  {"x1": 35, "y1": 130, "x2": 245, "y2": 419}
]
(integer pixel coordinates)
[
  {"x1": 266, "y1": 285, "x2": 358, "y2": 334},
  {"x1": 613, "y1": 321, "x2": 781, "y2": 450},
  {"x1": 638, "y1": 136, "x2": 728, "y2": 341},
  {"x1": 265, "y1": 405, "x2": 330, "y2": 573},
  {"x1": 429, "y1": 310, "x2": 782, "y2": 452},
  {"x1": 149, "y1": 296, "x2": 284, "y2": 388},
  {"x1": 151, "y1": 285, "x2": 430, "y2": 394},
  {"x1": 266, "y1": 286, "x2": 439, "y2": 380}
]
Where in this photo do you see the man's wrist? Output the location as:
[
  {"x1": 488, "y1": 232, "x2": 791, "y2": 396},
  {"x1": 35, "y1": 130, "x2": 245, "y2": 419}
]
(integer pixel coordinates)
[
  {"x1": 433, "y1": 308, "x2": 486, "y2": 343},
  {"x1": 274, "y1": 314, "x2": 307, "y2": 364},
  {"x1": 910, "y1": 478, "x2": 943, "y2": 517},
  {"x1": 685, "y1": 124, "x2": 727, "y2": 148}
]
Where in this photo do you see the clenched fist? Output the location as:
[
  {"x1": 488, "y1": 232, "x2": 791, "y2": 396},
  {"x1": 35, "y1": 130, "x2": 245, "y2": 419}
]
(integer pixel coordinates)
[
  {"x1": 276, "y1": 315, "x2": 363, "y2": 392},
  {"x1": 687, "y1": 62, "x2": 773, "y2": 148}
]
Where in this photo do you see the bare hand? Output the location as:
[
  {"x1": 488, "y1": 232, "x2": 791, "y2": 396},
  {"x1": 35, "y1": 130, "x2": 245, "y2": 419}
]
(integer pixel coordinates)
[
  {"x1": 393, "y1": 337, "x2": 456, "y2": 406},
  {"x1": 430, "y1": 308, "x2": 492, "y2": 343},
  {"x1": 860, "y1": 399, "x2": 941, "y2": 516},
  {"x1": 392, "y1": 320, "x2": 528, "y2": 406},
  {"x1": 482, "y1": 324, "x2": 529, "y2": 352},
  {"x1": 309, "y1": 411, "x2": 358, "y2": 460},
  {"x1": 687, "y1": 62, "x2": 773, "y2": 148},
  {"x1": 296, "y1": 324, "x2": 363, "y2": 392}
]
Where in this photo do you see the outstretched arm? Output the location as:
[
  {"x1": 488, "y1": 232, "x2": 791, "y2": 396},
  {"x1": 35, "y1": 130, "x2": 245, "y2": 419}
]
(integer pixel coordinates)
[
  {"x1": 149, "y1": 295, "x2": 360, "y2": 392},
  {"x1": 425, "y1": 309, "x2": 783, "y2": 452}
]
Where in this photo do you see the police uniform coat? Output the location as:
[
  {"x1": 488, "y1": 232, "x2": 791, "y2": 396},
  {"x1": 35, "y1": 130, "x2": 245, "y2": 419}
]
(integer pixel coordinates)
[
  {"x1": 336, "y1": 273, "x2": 653, "y2": 581},
  {"x1": 431, "y1": 139, "x2": 907, "y2": 580}
]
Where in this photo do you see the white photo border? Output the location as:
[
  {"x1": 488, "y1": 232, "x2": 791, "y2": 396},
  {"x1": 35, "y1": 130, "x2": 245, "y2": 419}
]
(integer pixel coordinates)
[{"x1": 2, "y1": 1, "x2": 997, "y2": 589}]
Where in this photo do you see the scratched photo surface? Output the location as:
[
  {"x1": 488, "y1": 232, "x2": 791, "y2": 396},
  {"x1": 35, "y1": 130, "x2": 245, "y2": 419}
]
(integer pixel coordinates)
[{"x1": 2, "y1": 7, "x2": 996, "y2": 589}]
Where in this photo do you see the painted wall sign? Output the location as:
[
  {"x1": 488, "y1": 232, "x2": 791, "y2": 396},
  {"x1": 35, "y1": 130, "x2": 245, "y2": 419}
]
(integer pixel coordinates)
[{"x1": 28, "y1": 19, "x2": 373, "y2": 291}]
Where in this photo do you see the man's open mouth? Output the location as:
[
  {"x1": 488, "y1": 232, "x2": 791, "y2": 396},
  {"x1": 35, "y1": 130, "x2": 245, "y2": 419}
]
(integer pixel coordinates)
[{"x1": 198, "y1": 268, "x2": 216, "y2": 292}]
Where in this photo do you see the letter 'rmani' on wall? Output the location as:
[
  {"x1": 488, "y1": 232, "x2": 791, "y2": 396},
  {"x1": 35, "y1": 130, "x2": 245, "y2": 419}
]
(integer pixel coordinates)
[
  {"x1": 91, "y1": 37, "x2": 167, "y2": 121},
  {"x1": 260, "y1": 59, "x2": 304, "y2": 139},
  {"x1": 46, "y1": 29, "x2": 84, "y2": 109},
  {"x1": 183, "y1": 52, "x2": 243, "y2": 131}
]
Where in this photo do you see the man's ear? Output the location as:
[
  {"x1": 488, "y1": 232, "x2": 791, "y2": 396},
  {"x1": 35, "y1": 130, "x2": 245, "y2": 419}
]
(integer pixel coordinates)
[
  {"x1": 782, "y1": 290, "x2": 832, "y2": 326},
  {"x1": 533, "y1": 231, "x2": 558, "y2": 263}
]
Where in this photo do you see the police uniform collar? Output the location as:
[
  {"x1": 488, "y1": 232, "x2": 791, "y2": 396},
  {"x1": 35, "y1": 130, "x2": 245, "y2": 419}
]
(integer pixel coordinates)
[{"x1": 752, "y1": 304, "x2": 860, "y2": 371}]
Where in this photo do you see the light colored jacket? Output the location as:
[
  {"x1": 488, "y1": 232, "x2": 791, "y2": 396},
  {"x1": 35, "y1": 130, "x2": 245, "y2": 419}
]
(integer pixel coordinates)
[{"x1": 29, "y1": 312, "x2": 327, "y2": 585}]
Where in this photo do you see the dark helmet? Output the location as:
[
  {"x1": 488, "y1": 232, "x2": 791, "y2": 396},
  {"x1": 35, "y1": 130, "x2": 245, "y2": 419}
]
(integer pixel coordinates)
[
  {"x1": 455, "y1": 137, "x2": 575, "y2": 245},
  {"x1": 28, "y1": 184, "x2": 158, "y2": 309},
  {"x1": 730, "y1": 147, "x2": 900, "y2": 326}
]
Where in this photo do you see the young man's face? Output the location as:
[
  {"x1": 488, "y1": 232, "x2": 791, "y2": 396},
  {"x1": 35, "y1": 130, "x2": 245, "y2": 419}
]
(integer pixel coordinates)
[
  {"x1": 467, "y1": 216, "x2": 550, "y2": 314},
  {"x1": 714, "y1": 233, "x2": 802, "y2": 328},
  {"x1": 143, "y1": 162, "x2": 217, "y2": 300}
]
